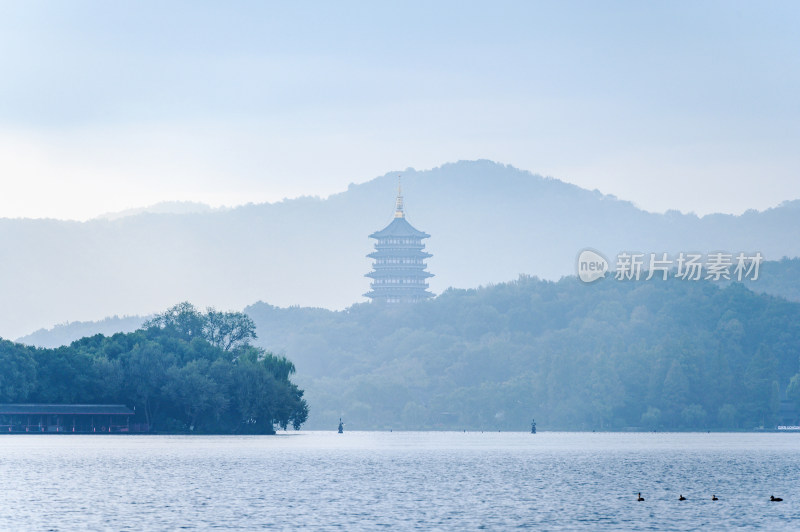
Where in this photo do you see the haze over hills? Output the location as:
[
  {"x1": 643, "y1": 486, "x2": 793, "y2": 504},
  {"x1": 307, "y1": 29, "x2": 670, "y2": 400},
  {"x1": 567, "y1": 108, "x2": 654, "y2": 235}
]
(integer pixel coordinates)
[
  {"x1": 19, "y1": 315, "x2": 148, "y2": 348},
  {"x1": 94, "y1": 201, "x2": 222, "y2": 221},
  {"x1": 18, "y1": 258, "x2": 800, "y2": 349},
  {"x1": 3, "y1": 159, "x2": 800, "y2": 339}
]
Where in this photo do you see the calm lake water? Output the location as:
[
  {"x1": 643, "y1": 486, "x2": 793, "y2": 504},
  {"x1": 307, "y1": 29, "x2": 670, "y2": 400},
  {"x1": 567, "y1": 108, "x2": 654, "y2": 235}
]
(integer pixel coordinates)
[{"x1": 1, "y1": 431, "x2": 798, "y2": 530}]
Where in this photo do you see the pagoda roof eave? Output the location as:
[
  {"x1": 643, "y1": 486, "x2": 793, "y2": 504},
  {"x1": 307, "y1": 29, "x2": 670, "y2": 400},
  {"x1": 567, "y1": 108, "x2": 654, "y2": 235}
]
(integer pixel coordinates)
[{"x1": 369, "y1": 217, "x2": 430, "y2": 239}]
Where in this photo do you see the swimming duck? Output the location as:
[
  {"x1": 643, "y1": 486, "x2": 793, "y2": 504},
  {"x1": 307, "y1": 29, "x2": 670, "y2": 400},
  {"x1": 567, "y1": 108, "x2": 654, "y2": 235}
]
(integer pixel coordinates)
[
  {"x1": 711, "y1": 495, "x2": 718, "y2": 501},
  {"x1": 637, "y1": 493, "x2": 645, "y2": 502},
  {"x1": 770, "y1": 495, "x2": 783, "y2": 502},
  {"x1": 679, "y1": 495, "x2": 686, "y2": 501}
]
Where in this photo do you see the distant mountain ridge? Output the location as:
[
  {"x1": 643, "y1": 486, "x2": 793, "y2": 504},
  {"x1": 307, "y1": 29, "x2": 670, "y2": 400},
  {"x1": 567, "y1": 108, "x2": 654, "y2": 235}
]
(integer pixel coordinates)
[
  {"x1": 94, "y1": 201, "x2": 221, "y2": 221},
  {"x1": 18, "y1": 315, "x2": 148, "y2": 348},
  {"x1": 2, "y1": 160, "x2": 799, "y2": 339}
]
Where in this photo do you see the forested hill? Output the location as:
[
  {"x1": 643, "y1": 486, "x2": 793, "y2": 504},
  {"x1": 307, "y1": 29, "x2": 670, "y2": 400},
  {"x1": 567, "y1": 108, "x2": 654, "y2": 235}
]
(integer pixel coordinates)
[
  {"x1": 10, "y1": 272, "x2": 800, "y2": 432},
  {"x1": 3, "y1": 159, "x2": 800, "y2": 339},
  {"x1": 245, "y1": 275, "x2": 800, "y2": 431},
  {"x1": 17, "y1": 258, "x2": 800, "y2": 348}
]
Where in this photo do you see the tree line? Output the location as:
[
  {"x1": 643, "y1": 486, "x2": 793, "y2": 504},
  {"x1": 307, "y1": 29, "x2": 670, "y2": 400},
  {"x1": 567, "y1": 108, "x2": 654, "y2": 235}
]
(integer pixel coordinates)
[
  {"x1": 0, "y1": 303, "x2": 308, "y2": 434},
  {"x1": 5, "y1": 270, "x2": 799, "y2": 432},
  {"x1": 246, "y1": 274, "x2": 800, "y2": 431}
]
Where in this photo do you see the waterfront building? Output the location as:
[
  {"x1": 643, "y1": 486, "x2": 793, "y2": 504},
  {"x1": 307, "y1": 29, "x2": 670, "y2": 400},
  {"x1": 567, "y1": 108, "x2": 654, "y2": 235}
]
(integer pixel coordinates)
[{"x1": 0, "y1": 404, "x2": 138, "y2": 433}]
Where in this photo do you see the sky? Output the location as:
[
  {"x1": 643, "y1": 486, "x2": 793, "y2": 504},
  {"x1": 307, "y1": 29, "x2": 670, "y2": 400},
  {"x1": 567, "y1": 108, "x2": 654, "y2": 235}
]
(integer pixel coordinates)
[{"x1": 1, "y1": 1, "x2": 799, "y2": 220}]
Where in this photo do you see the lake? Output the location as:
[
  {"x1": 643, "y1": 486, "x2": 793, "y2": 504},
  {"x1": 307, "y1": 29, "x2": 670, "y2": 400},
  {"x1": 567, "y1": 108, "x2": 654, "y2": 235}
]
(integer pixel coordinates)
[{"x1": 1, "y1": 432, "x2": 798, "y2": 530}]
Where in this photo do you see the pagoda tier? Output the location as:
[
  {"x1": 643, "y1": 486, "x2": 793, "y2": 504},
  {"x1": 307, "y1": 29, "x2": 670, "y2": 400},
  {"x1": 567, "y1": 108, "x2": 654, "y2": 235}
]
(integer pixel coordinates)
[
  {"x1": 366, "y1": 269, "x2": 434, "y2": 279},
  {"x1": 367, "y1": 250, "x2": 432, "y2": 262},
  {"x1": 364, "y1": 184, "x2": 434, "y2": 303}
]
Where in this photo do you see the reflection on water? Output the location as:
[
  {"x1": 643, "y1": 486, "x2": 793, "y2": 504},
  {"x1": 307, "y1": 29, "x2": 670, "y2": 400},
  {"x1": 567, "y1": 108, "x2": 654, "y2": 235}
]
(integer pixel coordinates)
[{"x1": 1, "y1": 432, "x2": 799, "y2": 530}]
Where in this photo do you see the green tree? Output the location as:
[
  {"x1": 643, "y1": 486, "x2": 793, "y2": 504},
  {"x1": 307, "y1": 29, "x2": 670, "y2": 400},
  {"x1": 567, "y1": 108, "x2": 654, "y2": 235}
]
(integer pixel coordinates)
[
  {"x1": 717, "y1": 403, "x2": 738, "y2": 429},
  {"x1": 162, "y1": 359, "x2": 226, "y2": 430},
  {"x1": 742, "y1": 348, "x2": 778, "y2": 427},
  {"x1": 681, "y1": 404, "x2": 707, "y2": 428},
  {"x1": 661, "y1": 359, "x2": 689, "y2": 427},
  {"x1": 0, "y1": 340, "x2": 36, "y2": 402},
  {"x1": 123, "y1": 340, "x2": 177, "y2": 428},
  {"x1": 233, "y1": 349, "x2": 308, "y2": 431},
  {"x1": 143, "y1": 302, "x2": 205, "y2": 341},
  {"x1": 587, "y1": 362, "x2": 625, "y2": 429},
  {"x1": 641, "y1": 406, "x2": 661, "y2": 430},
  {"x1": 204, "y1": 309, "x2": 257, "y2": 352},
  {"x1": 787, "y1": 373, "x2": 800, "y2": 412}
]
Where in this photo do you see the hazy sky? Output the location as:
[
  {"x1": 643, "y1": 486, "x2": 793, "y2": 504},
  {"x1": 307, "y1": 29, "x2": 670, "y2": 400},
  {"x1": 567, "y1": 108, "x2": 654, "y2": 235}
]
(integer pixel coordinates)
[{"x1": 1, "y1": 1, "x2": 798, "y2": 220}]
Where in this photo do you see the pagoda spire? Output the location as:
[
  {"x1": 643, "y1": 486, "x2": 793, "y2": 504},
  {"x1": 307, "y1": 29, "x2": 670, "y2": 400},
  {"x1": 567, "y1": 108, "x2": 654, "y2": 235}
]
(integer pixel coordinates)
[{"x1": 394, "y1": 177, "x2": 404, "y2": 219}]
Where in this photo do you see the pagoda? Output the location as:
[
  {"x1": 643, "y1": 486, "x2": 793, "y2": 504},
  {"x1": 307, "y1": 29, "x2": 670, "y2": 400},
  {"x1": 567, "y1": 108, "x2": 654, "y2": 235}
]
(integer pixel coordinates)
[{"x1": 364, "y1": 183, "x2": 434, "y2": 303}]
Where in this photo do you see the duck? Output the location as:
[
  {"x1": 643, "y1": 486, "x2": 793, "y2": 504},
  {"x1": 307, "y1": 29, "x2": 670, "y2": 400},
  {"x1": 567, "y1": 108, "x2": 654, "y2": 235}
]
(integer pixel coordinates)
[
  {"x1": 770, "y1": 495, "x2": 783, "y2": 502},
  {"x1": 679, "y1": 494, "x2": 686, "y2": 501},
  {"x1": 637, "y1": 492, "x2": 645, "y2": 502},
  {"x1": 711, "y1": 495, "x2": 718, "y2": 501}
]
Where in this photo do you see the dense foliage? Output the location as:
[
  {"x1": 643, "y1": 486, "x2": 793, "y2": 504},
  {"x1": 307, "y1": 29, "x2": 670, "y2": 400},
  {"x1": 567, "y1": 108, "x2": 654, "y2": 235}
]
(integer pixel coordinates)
[
  {"x1": 247, "y1": 275, "x2": 800, "y2": 431},
  {"x1": 0, "y1": 303, "x2": 308, "y2": 434}
]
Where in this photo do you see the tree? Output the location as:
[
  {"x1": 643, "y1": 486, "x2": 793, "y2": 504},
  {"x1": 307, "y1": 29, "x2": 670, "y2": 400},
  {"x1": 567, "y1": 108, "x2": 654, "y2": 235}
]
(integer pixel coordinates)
[
  {"x1": 661, "y1": 359, "x2": 690, "y2": 427},
  {"x1": 123, "y1": 340, "x2": 176, "y2": 428},
  {"x1": 162, "y1": 360, "x2": 226, "y2": 430},
  {"x1": 204, "y1": 309, "x2": 257, "y2": 352},
  {"x1": 641, "y1": 406, "x2": 661, "y2": 430},
  {"x1": 233, "y1": 348, "x2": 308, "y2": 432},
  {"x1": 143, "y1": 302, "x2": 205, "y2": 341},
  {"x1": 717, "y1": 403, "x2": 738, "y2": 429},
  {"x1": 787, "y1": 373, "x2": 800, "y2": 413},
  {"x1": 742, "y1": 348, "x2": 778, "y2": 427},
  {"x1": 587, "y1": 362, "x2": 625, "y2": 429},
  {"x1": 681, "y1": 404, "x2": 707, "y2": 428},
  {"x1": 0, "y1": 340, "x2": 36, "y2": 402}
]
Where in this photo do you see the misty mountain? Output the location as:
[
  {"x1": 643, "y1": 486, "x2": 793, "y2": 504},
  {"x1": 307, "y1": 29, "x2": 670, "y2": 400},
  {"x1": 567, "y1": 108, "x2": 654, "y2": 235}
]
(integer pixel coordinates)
[
  {"x1": 94, "y1": 201, "x2": 220, "y2": 221},
  {"x1": 2, "y1": 160, "x2": 799, "y2": 339},
  {"x1": 18, "y1": 315, "x2": 147, "y2": 349}
]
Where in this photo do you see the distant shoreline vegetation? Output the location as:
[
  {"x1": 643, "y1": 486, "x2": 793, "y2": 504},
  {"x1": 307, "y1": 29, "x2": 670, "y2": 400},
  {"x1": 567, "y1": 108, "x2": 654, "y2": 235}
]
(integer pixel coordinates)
[
  {"x1": 6, "y1": 262, "x2": 800, "y2": 433},
  {"x1": 0, "y1": 303, "x2": 308, "y2": 434},
  {"x1": 244, "y1": 272, "x2": 800, "y2": 432}
]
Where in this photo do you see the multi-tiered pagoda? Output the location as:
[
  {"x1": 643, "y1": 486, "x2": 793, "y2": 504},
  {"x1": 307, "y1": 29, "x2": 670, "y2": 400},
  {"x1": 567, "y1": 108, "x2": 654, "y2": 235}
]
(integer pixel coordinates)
[{"x1": 364, "y1": 184, "x2": 434, "y2": 303}]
